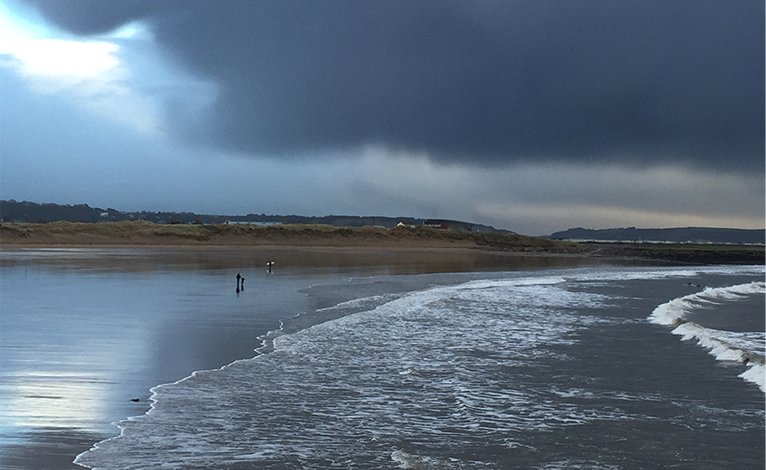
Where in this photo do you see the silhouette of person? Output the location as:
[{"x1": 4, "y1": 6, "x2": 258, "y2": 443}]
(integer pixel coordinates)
[{"x1": 240, "y1": 276, "x2": 245, "y2": 290}]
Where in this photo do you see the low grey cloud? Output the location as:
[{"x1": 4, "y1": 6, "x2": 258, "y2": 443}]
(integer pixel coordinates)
[{"x1": 19, "y1": 0, "x2": 766, "y2": 171}]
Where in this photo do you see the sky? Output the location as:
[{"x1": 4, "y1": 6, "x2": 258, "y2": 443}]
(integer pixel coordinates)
[{"x1": 0, "y1": 0, "x2": 763, "y2": 236}]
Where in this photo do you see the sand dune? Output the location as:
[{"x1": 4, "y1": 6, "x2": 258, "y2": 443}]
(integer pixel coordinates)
[
  {"x1": 1, "y1": 221, "x2": 762, "y2": 265},
  {"x1": 0, "y1": 221, "x2": 567, "y2": 249}
]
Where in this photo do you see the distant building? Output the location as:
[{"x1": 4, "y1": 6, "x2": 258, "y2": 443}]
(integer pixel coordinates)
[
  {"x1": 223, "y1": 221, "x2": 281, "y2": 226},
  {"x1": 423, "y1": 219, "x2": 473, "y2": 232}
]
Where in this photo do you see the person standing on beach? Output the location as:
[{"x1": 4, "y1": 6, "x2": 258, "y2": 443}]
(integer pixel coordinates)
[{"x1": 236, "y1": 273, "x2": 241, "y2": 291}]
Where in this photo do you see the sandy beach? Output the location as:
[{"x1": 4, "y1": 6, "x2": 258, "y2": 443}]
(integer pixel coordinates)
[
  {"x1": 1, "y1": 221, "x2": 763, "y2": 265},
  {"x1": 0, "y1": 223, "x2": 763, "y2": 469},
  {"x1": 2, "y1": 245, "x2": 764, "y2": 469}
]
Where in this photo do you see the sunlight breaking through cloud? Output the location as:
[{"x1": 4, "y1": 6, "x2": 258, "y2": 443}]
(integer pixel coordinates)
[
  {"x1": 0, "y1": 6, "x2": 164, "y2": 135},
  {"x1": 6, "y1": 37, "x2": 118, "y2": 80}
]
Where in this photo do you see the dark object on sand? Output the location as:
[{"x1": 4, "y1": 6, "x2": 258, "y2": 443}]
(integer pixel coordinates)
[{"x1": 131, "y1": 398, "x2": 140, "y2": 402}]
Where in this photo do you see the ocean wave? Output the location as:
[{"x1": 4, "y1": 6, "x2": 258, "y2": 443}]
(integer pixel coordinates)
[
  {"x1": 649, "y1": 281, "x2": 765, "y2": 392},
  {"x1": 648, "y1": 281, "x2": 765, "y2": 326}
]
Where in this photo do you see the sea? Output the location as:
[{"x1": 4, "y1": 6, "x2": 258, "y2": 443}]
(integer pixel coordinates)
[{"x1": 0, "y1": 249, "x2": 763, "y2": 470}]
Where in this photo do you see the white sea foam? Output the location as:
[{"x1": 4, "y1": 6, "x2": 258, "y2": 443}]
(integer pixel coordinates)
[
  {"x1": 314, "y1": 293, "x2": 399, "y2": 313},
  {"x1": 649, "y1": 281, "x2": 765, "y2": 325},
  {"x1": 672, "y1": 322, "x2": 765, "y2": 392},
  {"x1": 391, "y1": 449, "x2": 495, "y2": 469},
  {"x1": 671, "y1": 322, "x2": 761, "y2": 361},
  {"x1": 563, "y1": 265, "x2": 764, "y2": 284},
  {"x1": 538, "y1": 459, "x2": 623, "y2": 470},
  {"x1": 740, "y1": 363, "x2": 765, "y2": 391}
]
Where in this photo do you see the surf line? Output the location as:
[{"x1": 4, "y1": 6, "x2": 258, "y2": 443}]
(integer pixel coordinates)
[{"x1": 648, "y1": 281, "x2": 766, "y2": 393}]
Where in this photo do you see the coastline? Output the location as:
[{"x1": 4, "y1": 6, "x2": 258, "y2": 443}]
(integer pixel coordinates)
[
  {"x1": 0, "y1": 245, "x2": 617, "y2": 470},
  {"x1": 2, "y1": 245, "x2": 763, "y2": 470},
  {"x1": 67, "y1": 262, "x2": 761, "y2": 468},
  {"x1": 2, "y1": 221, "x2": 763, "y2": 265}
]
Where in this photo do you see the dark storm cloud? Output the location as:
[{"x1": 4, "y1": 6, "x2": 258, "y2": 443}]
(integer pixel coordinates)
[{"x1": 23, "y1": 0, "x2": 765, "y2": 169}]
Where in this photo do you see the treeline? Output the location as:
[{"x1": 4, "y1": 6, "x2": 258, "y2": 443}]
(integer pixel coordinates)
[
  {"x1": 0, "y1": 200, "x2": 502, "y2": 232},
  {"x1": 0, "y1": 200, "x2": 418, "y2": 226},
  {"x1": 1, "y1": 201, "x2": 105, "y2": 223}
]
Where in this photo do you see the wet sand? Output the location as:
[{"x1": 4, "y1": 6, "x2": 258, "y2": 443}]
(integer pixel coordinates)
[{"x1": 0, "y1": 245, "x2": 647, "y2": 274}]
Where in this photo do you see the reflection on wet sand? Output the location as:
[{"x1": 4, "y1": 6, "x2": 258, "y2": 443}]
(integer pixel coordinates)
[
  {"x1": 5, "y1": 371, "x2": 110, "y2": 430},
  {"x1": 0, "y1": 245, "x2": 640, "y2": 275}
]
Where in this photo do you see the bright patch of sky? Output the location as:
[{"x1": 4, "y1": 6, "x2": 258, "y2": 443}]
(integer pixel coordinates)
[
  {"x1": 0, "y1": 2, "x2": 213, "y2": 136},
  {"x1": 4, "y1": 35, "x2": 118, "y2": 79}
]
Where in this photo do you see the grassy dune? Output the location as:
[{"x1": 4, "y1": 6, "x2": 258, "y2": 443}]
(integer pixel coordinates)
[
  {"x1": 0, "y1": 221, "x2": 570, "y2": 250},
  {"x1": 1, "y1": 221, "x2": 763, "y2": 265}
]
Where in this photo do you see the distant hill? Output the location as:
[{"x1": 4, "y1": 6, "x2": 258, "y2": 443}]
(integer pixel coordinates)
[
  {"x1": 548, "y1": 226, "x2": 765, "y2": 245},
  {"x1": 0, "y1": 200, "x2": 505, "y2": 233}
]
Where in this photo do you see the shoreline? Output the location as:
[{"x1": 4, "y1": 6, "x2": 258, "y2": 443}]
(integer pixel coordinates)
[
  {"x1": 1, "y1": 246, "x2": 762, "y2": 470},
  {"x1": 1, "y1": 245, "x2": 619, "y2": 470},
  {"x1": 0, "y1": 244, "x2": 643, "y2": 277}
]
